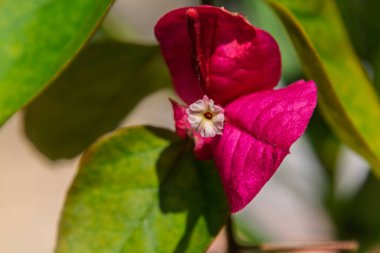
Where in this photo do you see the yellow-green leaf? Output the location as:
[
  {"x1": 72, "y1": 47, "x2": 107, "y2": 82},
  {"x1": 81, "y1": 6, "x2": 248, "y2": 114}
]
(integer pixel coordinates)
[
  {"x1": 0, "y1": 0, "x2": 114, "y2": 126},
  {"x1": 55, "y1": 126, "x2": 228, "y2": 253},
  {"x1": 266, "y1": 0, "x2": 380, "y2": 175}
]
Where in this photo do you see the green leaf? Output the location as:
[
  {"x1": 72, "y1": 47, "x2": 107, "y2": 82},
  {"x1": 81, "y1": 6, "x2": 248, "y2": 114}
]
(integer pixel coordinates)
[
  {"x1": 0, "y1": 0, "x2": 114, "y2": 126},
  {"x1": 24, "y1": 42, "x2": 170, "y2": 160},
  {"x1": 336, "y1": 174, "x2": 380, "y2": 251},
  {"x1": 335, "y1": 0, "x2": 380, "y2": 95},
  {"x1": 335, "y1": 0, "x2": 380, "y2": 60},
  {"x1": 266, "y1": 0, "x2": 380, "y2": 176},
  {"x1": 307, "y1": 110, "x2": 341, "y2": 225},
  {"x1": 308, "y1": 109, "x2": 340, "y2": 174},
  {"x1": 374, "y1": 48, "x2": 380, "y2": 94},
  {"x1": 55, "y1": 126, "x2": 228, "y2": 253}
]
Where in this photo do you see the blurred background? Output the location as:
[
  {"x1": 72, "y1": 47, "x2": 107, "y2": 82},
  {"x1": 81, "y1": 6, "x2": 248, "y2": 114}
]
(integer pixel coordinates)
[{"x1": 1, "y1": 0, "x2": 380, "y2": 252}]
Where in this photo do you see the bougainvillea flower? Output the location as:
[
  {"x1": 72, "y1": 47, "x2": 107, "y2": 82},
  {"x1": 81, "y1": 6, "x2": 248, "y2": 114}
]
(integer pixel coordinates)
[{"x1": 155, "y1": 6, "x2": 317, "y2": 213}]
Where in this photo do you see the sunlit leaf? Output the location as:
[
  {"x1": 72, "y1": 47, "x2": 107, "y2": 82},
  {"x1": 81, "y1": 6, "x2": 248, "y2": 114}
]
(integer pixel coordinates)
[
  {"x1": 374, "y1": 49, "x2": 380, "y2": 93},
  {"x1": 55, "y1": 126, "x2": 228, "y2": 253},
  {"x1": 0, "y1": 0, "x2": 114, "y2": 126},
  {"x1": 24, "y1": 42, "x2": 170, "y2": 160},
  {"x1": 266, "y1": 0, "x2": 380, "y2": 176}
]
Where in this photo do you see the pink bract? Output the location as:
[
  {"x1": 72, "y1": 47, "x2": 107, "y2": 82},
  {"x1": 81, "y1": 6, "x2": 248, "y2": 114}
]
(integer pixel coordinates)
[
  {"x1": 155, "y1": 6, "x2": 317, "y2": 213},
  {"x1": 155, "y1": 6, "x2": 281, "y2": 105}
]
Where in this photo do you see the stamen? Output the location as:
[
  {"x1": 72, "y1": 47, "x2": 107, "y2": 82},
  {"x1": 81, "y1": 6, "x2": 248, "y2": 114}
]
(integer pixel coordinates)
[{"x1": 186, "y1": 8, "x2": 207, "y2": 93}]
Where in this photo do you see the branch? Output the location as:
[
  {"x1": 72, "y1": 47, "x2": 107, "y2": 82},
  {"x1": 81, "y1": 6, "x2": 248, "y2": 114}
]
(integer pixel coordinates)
[
  {"x1": 200, "y1": 0, "x2": 215, "y2": 5},
  {"x1": 238, "y1": 241, "x2": 359, "y2": 253},
  {"x1": 226, "y1": 216, "x2": 240, "y2": 253}
]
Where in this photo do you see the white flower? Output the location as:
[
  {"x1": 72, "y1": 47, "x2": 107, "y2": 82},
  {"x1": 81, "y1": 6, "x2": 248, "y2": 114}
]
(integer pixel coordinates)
[{"x1": 186, "y1": 95, "x2": 225, "y2": 137}]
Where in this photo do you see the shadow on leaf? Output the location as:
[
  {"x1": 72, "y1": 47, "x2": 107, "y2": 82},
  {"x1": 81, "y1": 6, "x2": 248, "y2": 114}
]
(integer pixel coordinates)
[
  {"x1": 146, "y1": 126, "x2": 229, "y2": 252},
  {"x1": 24, "y1": 42, "x2": 170, "y2": 160}
]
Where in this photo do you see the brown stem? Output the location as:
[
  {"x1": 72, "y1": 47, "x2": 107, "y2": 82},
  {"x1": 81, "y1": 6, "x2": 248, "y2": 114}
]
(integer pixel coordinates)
[
  {"x1": 227, "y1": 216, "x2": 240, "y2": 253},
  {"x1": 201, "y1": 0, "x2": 215, "y2": 5},
  {"x1": 237, "y1": 241, "x2": 359, "y2": 253}
]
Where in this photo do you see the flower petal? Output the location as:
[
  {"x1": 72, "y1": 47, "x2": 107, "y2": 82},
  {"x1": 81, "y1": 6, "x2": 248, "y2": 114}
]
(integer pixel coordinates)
[
  {"x1": 170, "y1": 99, "x2": 213, "y2": 160},
  {"x1": 187, "y1": 113, "x2": 203, "y2": 128},
  {"x1": 155, "y1": 6, "x2": 281, "y2": 105},
  {"x1": 194, "y1": 134, "x2": 213, "y2": 160},
  {"x1": 212, "y1": 80, "x2": 317, "y2": 212},
  {"x1": 188, "y1": 98, "x2": 207, "y2": 112},
  {"x1": 170, "y1": 99, "x2": 190, "y2": 139}
]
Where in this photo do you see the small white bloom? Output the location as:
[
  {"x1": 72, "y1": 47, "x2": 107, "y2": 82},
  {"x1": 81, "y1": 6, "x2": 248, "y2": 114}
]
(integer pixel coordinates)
[{"x1": 186, "y1": 95, "x2": 225, "y2": 137}]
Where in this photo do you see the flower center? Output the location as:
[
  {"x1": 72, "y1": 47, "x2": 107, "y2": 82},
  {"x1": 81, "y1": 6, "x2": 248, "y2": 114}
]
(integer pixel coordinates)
[
  {"x1": 204, "y1": 112, "x2": 213, "y2": 119},
  {"x1": 186, "y1": 95, "x2": 224, "y2": 138}
]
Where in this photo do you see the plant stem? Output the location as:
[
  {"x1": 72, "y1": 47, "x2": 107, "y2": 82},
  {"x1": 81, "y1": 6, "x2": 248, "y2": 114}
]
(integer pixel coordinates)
[
  {"x1": 200, "y1": 0, "x2": 215, "y2": 5},
  {"x1": 226, "y1": 215, "x2": 358, "y2": 253},
  {"x1": 258, "y1": 241, "x2": 359, "y2": 252},
  {"x1": 236, "y1": 241, "x2": 359, "y2": 253},
  {"x1": 227, "y1": 216, "x2": 240, "y2": 253}
]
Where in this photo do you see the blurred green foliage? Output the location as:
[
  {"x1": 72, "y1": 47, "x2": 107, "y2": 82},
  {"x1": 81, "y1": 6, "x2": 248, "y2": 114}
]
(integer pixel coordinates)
[
  {"x1": 329, "y1": 174, "x2": 380, "y2": 253},
  {"x1": 265, "y1": 0, "x2": 380, "y2": 251},
  {"x1": 0, "y1": 0, "x2": 114, "y2": 126},
  {"x1": 24, "y1": 42, "x2": 169, "y2": 159},
  {"x1": 335, "y1": 0, "x2": 380, "y2": 94},
  {"x1": 266, "y1": 0, "x2": 380, "y2": 178},
  {"x1": 308, "y1": 109, "x2": 340, "y2": 178}
]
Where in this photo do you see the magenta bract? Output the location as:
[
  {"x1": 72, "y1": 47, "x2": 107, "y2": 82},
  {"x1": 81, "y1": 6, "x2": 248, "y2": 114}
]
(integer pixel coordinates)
[{"x1": 155, "y1": 6, "x2": 317, "y2": 213}]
